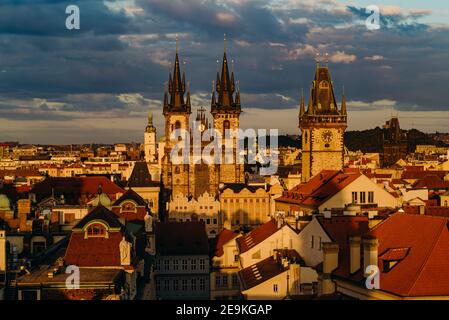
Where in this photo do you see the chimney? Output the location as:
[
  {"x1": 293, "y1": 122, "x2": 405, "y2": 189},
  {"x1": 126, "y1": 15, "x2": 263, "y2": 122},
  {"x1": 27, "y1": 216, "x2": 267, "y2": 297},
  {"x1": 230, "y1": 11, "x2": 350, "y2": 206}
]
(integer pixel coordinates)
[
  {"x1": 322, "y1": 242, "x2": 339, "y2": 274},
  {"x1": 419, "y1": 205, "x2": 425, "y2": 215},
  {"x1": 363, "y1": 237, "x2": 379, "y2": 276},
  {"x1": 319, "y1": 242, "x2": 339, "y2": 296},
  {"x1": 349, "y1": 236, "x2": 361, "y2": 274},
  {"x1": 323, "y1": 211, "x2": 332, "y2": 219},
  {"x1": 0, "y1": 230, "x2": 6, "y2": 272}
]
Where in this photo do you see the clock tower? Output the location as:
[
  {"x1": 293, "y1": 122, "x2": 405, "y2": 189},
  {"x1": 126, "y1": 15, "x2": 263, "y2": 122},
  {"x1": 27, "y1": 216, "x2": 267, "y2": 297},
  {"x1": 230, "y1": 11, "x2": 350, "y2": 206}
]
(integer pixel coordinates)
[{"x1": 299, "y1": 61, "x2": 347, "y2": 182}]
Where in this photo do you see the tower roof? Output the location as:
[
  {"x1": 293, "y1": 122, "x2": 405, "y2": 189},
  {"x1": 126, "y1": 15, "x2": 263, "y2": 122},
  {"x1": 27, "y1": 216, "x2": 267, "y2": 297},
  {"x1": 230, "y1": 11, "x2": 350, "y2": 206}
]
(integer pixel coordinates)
[
  {"x1": 211, "y1": 40, "x2": 241, "y2": 114},
  {"x1": 163, "y1": 49, "x2": 191, "y2": 115},
  {"x1": 309, "y1": 64, "x2": 338, "y2": 114}
]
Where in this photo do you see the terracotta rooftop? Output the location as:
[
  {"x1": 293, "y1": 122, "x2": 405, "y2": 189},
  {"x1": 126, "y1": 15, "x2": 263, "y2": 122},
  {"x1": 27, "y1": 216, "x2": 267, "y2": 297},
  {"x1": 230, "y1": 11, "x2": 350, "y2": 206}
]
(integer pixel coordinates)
[
  {"x1": 212, "y1": 229, "x2": 239, "y2": 258},
  {"x1": 276, "y1": 169, "x2": 362, "y2": 207},
  {"x1": 236, "y1": 219, "x2": 280, "y2": 254},
  {"x1": 370, "y1": 214, "x2": 449, "y2": 297}
]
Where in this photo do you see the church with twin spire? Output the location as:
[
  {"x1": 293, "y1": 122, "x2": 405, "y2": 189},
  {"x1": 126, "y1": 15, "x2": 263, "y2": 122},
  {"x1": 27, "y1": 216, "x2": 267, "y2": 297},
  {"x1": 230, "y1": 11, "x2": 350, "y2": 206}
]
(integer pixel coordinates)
[{"x1": 147, "y1": 41, "x2": 245, "y2": 199}]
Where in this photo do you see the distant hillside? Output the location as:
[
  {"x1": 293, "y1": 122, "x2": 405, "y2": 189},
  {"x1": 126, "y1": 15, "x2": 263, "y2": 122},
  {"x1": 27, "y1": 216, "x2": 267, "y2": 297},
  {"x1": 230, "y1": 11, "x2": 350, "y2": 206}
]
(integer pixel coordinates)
[
  {"x1": 277, "y1": 129, "x2": 446, "y2": 153},
  {"x1": 344, "y1": 128, "x2": 447, "y2": 153}
]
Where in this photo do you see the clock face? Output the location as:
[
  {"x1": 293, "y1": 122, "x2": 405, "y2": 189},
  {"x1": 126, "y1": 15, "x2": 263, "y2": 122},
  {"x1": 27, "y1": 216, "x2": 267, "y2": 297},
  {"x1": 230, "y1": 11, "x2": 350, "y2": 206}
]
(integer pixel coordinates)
[{"x1": 321, "y1": 130, "x2": 333, "y2": 143}]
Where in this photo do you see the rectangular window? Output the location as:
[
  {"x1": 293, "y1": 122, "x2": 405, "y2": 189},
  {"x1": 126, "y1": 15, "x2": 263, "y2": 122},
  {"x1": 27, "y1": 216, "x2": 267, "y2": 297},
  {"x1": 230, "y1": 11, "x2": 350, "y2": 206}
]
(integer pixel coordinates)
[
  {"x1": 164, "y1": 280, "x2": 169, "y2": 291},
  {"x1": 182, "y1": 279, "x2": 188, "y2": 291},
  {"x1": 216, "y1": 275, "x2": 221, "y2": 287},
  {"x1": 156, "y1": 280, "x2": 161, "y2": 291},
  {"x1": 199, "y1": 259, "x2": 206, "y2": 270},
  {"x1": 206, "y1": 219, "x2": 211, "y2": 224},
  {"x1": 173, "y1": 260, "x2": 179, "y2": 270},
  {"x1": 360, "y1": 192, "x2": 366, "y2": 204},
  {"x1": 173, "y1": 280, "x2": 179, "y2": 291},
  {"x1": 352, "y1": 192, "x2": 358, "y2": 204},
  {"x1": 368, "y1": 191, "x2": 374, "y2": 203},
  {"x1": 273, "y1": 284, "x2": 278, "y2": 292},
  {"x1": 182, "y1": 259, "x2": 188, "y2": 271},
  {"x1": 234, "y1": 255, "x2": 239, "y2": 263},
  {"x1": 191, "y1": 279, "x2": 197, "y2": 291},
  {"x1": 155, "y1": 260, "x2": 161, "y2": 271},
  {"x1": 191, "y1": 259, "x2": 196, "y2": 271},
  {"x1": 164, "y1": 260, "x2": 170, "y2": 271},
  {"x1": 213, "y1": 218, "x2": 217, "y2": 224},
  {"x1": 232, "y1": 274, "x2": 239, "y2": 287},
  {"x1": 222, "y1": 275, "x2": 228, "y2": 287},
  {"x1": 199, "y1": 278, "x2": 206, "y2": 291}
]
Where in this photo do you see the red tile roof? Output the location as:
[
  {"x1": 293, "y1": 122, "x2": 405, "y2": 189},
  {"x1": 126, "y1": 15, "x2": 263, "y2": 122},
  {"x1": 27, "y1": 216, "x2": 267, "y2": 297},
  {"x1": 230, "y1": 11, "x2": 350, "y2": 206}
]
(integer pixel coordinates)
[
  {"x1": 402, "y1": 170, "x2": 447, "y2": 180},
  {"x1": 64, "y1": 232, "x2": 123, "y2": 267},
  {"x1": 65, "y1": 205, "x2": 129, "y2": 267},
  {"x1": 276, "y1": 169, "x2": 362, "y2": 207},
  {"x1": 370, "y1": 214, "x2": 449, "y2": 297},
  {"x1": 404, "y1": 206, "x2": 449, "y2": 218},
  {"x1": 213, "y1": 229, "x2": 239, "y2": 257},
  {"x1": 236, "y1": 219, "x2": 279, "y2": 253},
  {"x1": 412, "y1": 175, "x2": 449, "y2": 190}
]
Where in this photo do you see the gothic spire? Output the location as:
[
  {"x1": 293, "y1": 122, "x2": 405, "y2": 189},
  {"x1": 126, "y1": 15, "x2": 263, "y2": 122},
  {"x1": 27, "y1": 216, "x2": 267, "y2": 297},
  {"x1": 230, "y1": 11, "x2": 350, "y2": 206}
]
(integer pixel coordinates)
[
  {"x1": 163, "y1": 42, "x2": 191, "y2": 115},
  {"x1": 211, "y1": 37, "x2": 241, "y2": 115},
  {"x1": 299, "y1": 88, "x2": 305, "y2": 117}
]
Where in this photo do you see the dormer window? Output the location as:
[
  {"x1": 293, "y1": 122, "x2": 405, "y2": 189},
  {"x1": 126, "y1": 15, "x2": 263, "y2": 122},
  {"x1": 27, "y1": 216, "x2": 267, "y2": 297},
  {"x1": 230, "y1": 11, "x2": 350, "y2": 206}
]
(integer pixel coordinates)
[
  {"x1": 86, "y1": 223, "x2": 108, "y2": 238},
  {"x1": 380, "y1": 248, "x2": 410, "y2": 273}
]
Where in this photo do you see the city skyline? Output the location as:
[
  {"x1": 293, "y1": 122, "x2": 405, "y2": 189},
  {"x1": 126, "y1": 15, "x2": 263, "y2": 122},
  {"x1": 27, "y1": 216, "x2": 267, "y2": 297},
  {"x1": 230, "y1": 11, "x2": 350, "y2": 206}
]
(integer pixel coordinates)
[{"x1": 0, "y1": 0, "x2": 448, "y2": 143}]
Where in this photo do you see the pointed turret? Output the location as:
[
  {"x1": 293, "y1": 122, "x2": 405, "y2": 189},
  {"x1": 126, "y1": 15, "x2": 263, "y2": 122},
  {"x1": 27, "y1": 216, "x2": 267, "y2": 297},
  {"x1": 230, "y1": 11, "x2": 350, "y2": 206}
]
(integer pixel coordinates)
[
  {"x1": 307, "y1": 87, "x2": 314, "y2": 114},
  {"x1": 211, "y1": 39, "x2": 241, "y2": 115},
  {"x1": 341, "y1": 86, "x2": 347, "y2": 115},
  {"x1": 211, "y1": 80, "x2": 216, "y2": 107},
  {"x1": 299, "y1": 88, "x2": 305, "y2": 117},
  {"x1": 163, "y1": 46, "x2": 191, "y2": 115}
]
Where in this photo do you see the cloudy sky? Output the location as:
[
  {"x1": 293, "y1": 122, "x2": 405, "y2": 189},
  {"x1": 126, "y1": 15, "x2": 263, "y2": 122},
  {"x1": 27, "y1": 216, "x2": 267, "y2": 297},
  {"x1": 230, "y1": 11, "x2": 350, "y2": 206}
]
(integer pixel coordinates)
[{"x1": 0, "y1": 0, "x2": 448, "y2": 144}]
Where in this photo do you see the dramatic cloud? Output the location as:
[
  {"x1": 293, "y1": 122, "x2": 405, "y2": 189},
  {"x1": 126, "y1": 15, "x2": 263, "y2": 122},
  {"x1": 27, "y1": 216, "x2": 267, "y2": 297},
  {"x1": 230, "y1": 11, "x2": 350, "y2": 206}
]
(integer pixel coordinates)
[{"x1": 0, "y1": 0, "x2": 448, "y2": 142}]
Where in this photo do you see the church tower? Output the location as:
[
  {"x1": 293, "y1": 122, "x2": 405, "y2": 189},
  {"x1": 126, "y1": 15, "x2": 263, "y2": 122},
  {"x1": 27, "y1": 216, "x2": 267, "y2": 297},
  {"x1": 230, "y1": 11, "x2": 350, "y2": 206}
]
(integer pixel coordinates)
[
  {"x1": 299, "y1": 60, "x2": 347, "y2": 182},
  {"x1": 210, "y1": 39, "x2": 244, "y2": 185},
  {"x1": 144, "y1": 111, "x2": 157, "y2": 163},
  {"x1": 162, "y1": 45, "x2": 192, "y2": 197}
]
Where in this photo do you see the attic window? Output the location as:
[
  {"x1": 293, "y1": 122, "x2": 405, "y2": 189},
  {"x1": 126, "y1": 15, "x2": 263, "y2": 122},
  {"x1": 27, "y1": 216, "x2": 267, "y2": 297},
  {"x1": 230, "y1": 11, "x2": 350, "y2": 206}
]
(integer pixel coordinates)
[
  {"x1": 86, "y1": 223, "x2": 107, "y2": 238},
  {"x1": 380, "y1": 248, "x2": 410, "y2": 273}
]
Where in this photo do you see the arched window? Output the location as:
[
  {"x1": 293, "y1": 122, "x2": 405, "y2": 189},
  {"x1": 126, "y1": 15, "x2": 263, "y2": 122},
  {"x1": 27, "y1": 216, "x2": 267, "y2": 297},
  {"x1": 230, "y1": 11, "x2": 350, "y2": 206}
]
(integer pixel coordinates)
[
  {"x1": 319, "y1": 80, "x2": 329, "y2": 89},
  {"x1": 175, "y1": 121, "x2": 181, "y2": 130},
  {"x1": 223, "y1": 120, "x2": 231, "y2": 139},
  {"x1": 86, "y1": 223, "x2": 107, "y2": 238},
  {"x1": 121, "y1": 201, "x2": 136, "y2": 213}
]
